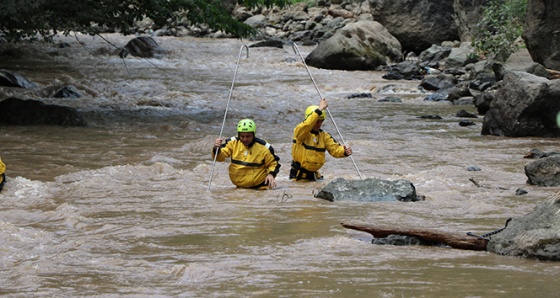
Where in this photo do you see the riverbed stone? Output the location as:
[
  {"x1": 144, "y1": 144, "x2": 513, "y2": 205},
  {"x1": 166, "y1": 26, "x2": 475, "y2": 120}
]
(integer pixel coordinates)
[
  {"x1": 0, "y1": 97, "x2": 87, "y2": 126},
  {"x1": 481, "y1": 71, "x2": 560, "y2": 137},
  {"x1": 486, "y1": 194, "x2": 560, "y2": 260},
  {"x1": 523, "y1": 0, "x2": 560, "y2": 71},
  {"x1": 524, "y1": 156, "x2": 560, "y2": 187},
  {"x1": 0, "y1": 69, "x2": 36, "y2": 88},
  {"x1": 304, "y1": 20, "x2": 402, "y2": 70},
  {"x1": 315, "y1": 177, "x2": 423, "y2": 202},
  {"x1": 369, "y1": 0, "x2": 459, "y2": 53},
  {"x1": 121, "y1": 36, "x2": 166, "y2": 59}
]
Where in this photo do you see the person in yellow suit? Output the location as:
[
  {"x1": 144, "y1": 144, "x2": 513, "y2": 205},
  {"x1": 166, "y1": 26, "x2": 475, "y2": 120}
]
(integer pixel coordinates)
[
  {"x1": 0, "y1": 157, "x2": 6, "y2": 192},
  {"x1": 213, "y1": 119, "x2": 281, "y2": 189},
  {"x1": 290, "y1": 98, "x2": 352, "y2": 181}
]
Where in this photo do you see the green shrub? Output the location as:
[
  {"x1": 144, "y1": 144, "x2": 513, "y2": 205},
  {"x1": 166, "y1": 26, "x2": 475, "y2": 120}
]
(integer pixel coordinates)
[{"x1": 472, "y1": 0, "x2": 527, "y2": 61}]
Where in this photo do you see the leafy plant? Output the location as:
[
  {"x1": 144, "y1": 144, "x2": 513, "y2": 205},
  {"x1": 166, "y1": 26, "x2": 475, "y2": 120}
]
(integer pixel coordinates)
[
  {"x1": 471, "y1": 0, "x2": 527, "y2": 61},
  {"x1": 0, "y1": 0, "x2": 291, "y2": 42}
]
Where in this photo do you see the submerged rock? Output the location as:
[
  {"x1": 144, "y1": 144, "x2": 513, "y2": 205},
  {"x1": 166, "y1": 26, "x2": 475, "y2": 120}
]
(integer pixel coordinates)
[
  {"x1": 0, "y1": 97, "x2": 87, "y2": 126},
  {"x1": 315, "y1": 177, "x2": 424, "y2": 202},
  {"x1": 121, "y1": 36, "x2": 166, "y2": 59},
  {"x1": 0, "y1": 69, "x2": 36, "y2": 88}
]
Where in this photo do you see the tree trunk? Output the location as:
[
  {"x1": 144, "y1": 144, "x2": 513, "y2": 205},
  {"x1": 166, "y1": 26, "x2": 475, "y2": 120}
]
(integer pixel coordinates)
[{"x1": 341, "y1": 222, "x2": 488, "y2": 251}]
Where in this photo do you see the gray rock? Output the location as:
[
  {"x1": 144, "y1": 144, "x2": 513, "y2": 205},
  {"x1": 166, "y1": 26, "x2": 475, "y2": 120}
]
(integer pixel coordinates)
[
  {"x1": 369, "y1": 0, "x2": 459, "y2": 53},
  {"x1": 52, "y1": 85, "x2": 82, "y2": 98},
  {"x1": 523, "y1": 0, "x2": 560, "y2": 71},
  {"x1": 481, "y1": 71, "x2": 560, "y2": 137},
  {"x1": 453, "y1": 97, "x2": 475, "y2": 106},
  {"x1": 453, "y1": 0, "x2": 489, "y2": 41},
  {"x1": 418, "y1": 44, "x2": 452, "y2": 70},
  {"x1": 245, "y1": 14, "x2": 268, "y2": 28},
  {"x1": 121, "y1": 36, "x2": 166, "y2": 59},
  {"x1": 503, "y1": 48, "x2": 550, "y2": 78},
  {"x1": 445, "y1": 42, "x2": 477, "y2": 69},
  {"x1": 525, "y1": 156, "x2": 560, "y2": 186},
  {"x1": 315, "y1": 177, "x2": 423, "y2": 202},
  {"x1": 0, "y1": 97, "x2": 87, "y2": 126},
  {"x1": 0, "y1": 69, "x2": 36, "y2": 88},
  {"x1": 304, "y1": 20, "x2": 402, "y2": 70},
  {"x1": 487, "y1": 195, "x2": 560, "y2": 260},
  {"x1": 419, "y1": 73, "x2": 457, "y2": 91}
]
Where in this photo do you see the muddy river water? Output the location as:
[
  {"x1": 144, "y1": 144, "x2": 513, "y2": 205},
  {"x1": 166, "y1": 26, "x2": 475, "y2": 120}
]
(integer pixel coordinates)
[{"x1": 1, "y1": 34, "x2": 560, "y2": 297}]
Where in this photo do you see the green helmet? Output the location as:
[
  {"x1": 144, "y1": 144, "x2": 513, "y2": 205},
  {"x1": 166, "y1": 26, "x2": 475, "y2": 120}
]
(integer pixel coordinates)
[{"x1": 237, "y1": 119, "x2": 256, "y2": 134}]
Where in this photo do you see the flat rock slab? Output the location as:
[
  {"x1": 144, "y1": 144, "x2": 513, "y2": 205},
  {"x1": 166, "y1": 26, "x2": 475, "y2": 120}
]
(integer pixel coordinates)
[{"x1": 315, "y1": 177, "x2": 423, "y2": 202}]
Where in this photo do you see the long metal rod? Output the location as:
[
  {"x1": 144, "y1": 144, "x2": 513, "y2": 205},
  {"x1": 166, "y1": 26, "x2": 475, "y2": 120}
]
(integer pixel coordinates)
[
  {"x1": 291, "y1": 43, "x2": 364, "y2": 180},
  {"x1": 207, "y1": 45, "x2": 249, "y2": 191}
]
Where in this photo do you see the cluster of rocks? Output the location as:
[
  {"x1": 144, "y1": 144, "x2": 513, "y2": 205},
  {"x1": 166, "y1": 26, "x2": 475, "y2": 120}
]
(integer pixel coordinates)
[
  {"x1": 139, "y1": 0, "x2": 560, "y2": 140},
  {"x1": 383, "y1": 42, "x2": 560, "y2": 138},
  {"x1": 320, "y1": 177, "x2": 560, "y2": 261},
  {"x1": 147, "y1": 0, "x2": 465, "y2": 54}
]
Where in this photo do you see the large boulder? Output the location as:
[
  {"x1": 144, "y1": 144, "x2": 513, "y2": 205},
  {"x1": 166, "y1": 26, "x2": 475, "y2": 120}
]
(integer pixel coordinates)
[
  {"x1": 523, "y1": 0, "x2": 560, "y2": 71},
  {"x1": 481, "y1": 71, "x2": 560, "y2": 137},
  {"x1": 524, "y1": 156, "x2": 560, "y2": 186},
  {"x1": 502, "y1": 48, "x2": 550, "y2": 79},
  {"x1": 417, "y1": 44, "x2": 452, "y2": 69},
  {"x1": 369, "y1": 0, "x2": 459, "y2": 53},
  {"x1": 315, "y1": 177, "x2": 423, "y2": 202},
  {"x1": 304, "y1": 20, "x2": 402, "y2": 70},
  {"x1": 453, "y1": 0, "x2": 489, "y2": 41},
  {"x1": 0, "y1": 97, "x2": 87, "y2": 126},
  {"x1": 445, "y1": 42, "x2": 477, "y2": 69},
  {"x1": 486, "y1": 194, "x2": 560, "y2": 260}
]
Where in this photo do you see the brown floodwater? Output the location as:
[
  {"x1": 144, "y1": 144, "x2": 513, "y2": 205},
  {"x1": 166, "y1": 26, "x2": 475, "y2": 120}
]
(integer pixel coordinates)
[{"x1": 1, "y1": 34, "x2": 560, "y2": 297}]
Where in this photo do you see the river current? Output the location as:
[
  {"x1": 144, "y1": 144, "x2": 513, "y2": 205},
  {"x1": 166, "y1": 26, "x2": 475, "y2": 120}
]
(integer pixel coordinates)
[{"x1": 1, "y1": 34, "x2": 560, "y2": 297}]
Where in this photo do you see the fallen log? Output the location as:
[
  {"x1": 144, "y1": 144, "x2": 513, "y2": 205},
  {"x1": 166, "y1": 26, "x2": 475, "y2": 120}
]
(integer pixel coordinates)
[{"x1": 341, "y1": 222, "x2": 488, "y2": 251}]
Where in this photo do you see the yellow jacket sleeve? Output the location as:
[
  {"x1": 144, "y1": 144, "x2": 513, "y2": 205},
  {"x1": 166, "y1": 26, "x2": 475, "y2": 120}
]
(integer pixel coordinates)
[
  {"x1": 323, "y1": 132, "x2": 346, "y2": 158},
  {"x1": 293, "y1": 109, "x2": 321, "y2": 142},
  {"x1": 211, "y1": 137, "x2": 235, "y2": 162},
  {"x1": 0, "y1": 157, "x2": 5, "y2": 175},
  {"x1": 260, "y1": 140, "x2": 280, "y2": 177}
]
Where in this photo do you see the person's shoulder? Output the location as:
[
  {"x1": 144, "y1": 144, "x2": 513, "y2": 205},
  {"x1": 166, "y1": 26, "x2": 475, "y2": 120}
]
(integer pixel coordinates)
[
  {"x1": 320, "y1": 130, "x2": 336, "y2": 139},
  {"x1": 254, "y1": 137, "x2": 273, "y2": 148},
  {"x1": 224, "y1": 136, "x2": 238, "y2": 143}
]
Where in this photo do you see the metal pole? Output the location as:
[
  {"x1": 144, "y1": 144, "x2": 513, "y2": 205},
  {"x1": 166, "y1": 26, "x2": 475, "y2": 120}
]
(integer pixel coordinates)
[
  {"x1": 291, "y1": 43, "x2": 364, "y2": 180},
  {"x1": 207, "y1": 45, "x2": 250, "y2": 191}
]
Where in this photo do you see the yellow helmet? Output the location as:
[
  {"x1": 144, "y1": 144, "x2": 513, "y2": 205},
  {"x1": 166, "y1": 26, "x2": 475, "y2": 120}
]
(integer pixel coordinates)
[{"x1": 305, "y1": 105, "x2": 326, "y2": 120}]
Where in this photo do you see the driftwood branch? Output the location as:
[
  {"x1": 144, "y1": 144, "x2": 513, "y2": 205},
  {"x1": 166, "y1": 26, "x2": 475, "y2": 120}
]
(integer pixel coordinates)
[
  {"x1": 547, "y1": 68, "x2": 560, "y2": 80},
  {"x1": 341, "y1": 222, "x2": 488, "y2": 251},
  {"x1": 469, "y1": 177, "x2": 509, "y2": 190}
]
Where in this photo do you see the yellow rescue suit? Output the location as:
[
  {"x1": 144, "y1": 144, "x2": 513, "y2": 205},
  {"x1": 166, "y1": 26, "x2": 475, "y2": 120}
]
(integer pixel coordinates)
[
  {"x1": 213, "y1": 136, "x2": 280, "y2": 188},
  {"x1": 0, "y1": 157, "x2": 5, "y2": 191},
  {"x1": 291, "y1": 109, "x2": 347, "y2": 180}
]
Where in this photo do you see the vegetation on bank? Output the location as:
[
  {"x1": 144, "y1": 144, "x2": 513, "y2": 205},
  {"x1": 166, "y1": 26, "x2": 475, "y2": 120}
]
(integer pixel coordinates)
[
  {"x1": 0, "y1": 0, "x2": 290, "y2": 42},
  {"x1": 1, "y1": 0, "x2": 527, "y2": 62},
  {"x1": 472, "y1": 0, "x2": 527, "y2": 61}
]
